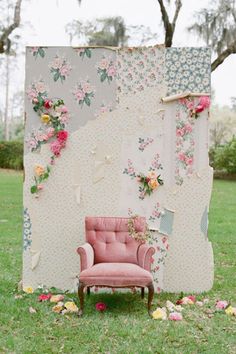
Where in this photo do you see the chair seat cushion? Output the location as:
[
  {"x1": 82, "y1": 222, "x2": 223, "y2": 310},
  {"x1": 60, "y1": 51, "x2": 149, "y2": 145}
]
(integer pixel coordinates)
[{"x1": 80, "y1": 262, "x2": 153, "y2": 287}]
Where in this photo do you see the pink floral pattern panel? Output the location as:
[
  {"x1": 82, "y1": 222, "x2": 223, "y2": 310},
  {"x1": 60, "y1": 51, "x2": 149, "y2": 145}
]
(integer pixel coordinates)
[
  {"x1": 175, "y1": 101, "x2": 196, "y2": 185},
  {"x1": 25, "y1": 47, "x2": 117, "y2": 133},
  {"x1": 116, "y1": 46, "x2": 165, "y2": 96}
]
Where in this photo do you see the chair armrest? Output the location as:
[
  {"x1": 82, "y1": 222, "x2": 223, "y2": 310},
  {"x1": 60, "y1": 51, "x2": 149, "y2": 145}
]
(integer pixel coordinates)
[
  {"x1": 77, "y1": 243, "x2": 94, "y2": 271},
  {"x1": 137, "y1": 244, "x2": 155, "y2": 271}
]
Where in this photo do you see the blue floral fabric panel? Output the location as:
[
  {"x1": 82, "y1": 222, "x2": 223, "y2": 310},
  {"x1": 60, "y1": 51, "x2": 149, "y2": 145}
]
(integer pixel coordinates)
[
  {"x1": 201, "y1": 206, "x2": 208, "y2": 237},
  {"x1": 23, "y1": 208, "x2": 32, "y2": 251},
  {"x1": 159, "y1": 208, "x2": 174, "y2": 236},
  {"x1": 165, "y1": 47, "x2": 211, "y2": 95}
]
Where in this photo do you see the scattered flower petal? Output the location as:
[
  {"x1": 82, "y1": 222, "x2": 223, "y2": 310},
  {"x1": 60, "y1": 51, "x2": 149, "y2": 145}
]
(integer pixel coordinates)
[
  {"x1": 95, "y1": 302, "x2": 107, "y2": 312},
  {"x1": 50, "y1": 294, "x2": 64, "y2": 303},
  {"x1": 225, "y1": 306, "x2": 236, "y2": 316},
  {"x1": 29, "y1": 306, "x2": 37, "y2": 314},
  {"x1": 52, "y1": 304, "x2": 64, "y2": 313},
  {"x1": 152, "y1": 307, "x2": 167, "y2": 320},
  {"x1": 38, "y1": 293, "x2": 52, "y2": 302},
  {"x1": 23, "y1": 286, "x2": 34, "y2": 294},
  {"x1": 215, "y1": 300, "x2": 228, "y2": 310},
  {"x1": 64, "y1": 301, "x2": 79, "y2": 313},
  {"x1": 169, "y1": 312, "x2": 183, "y2": 321}
]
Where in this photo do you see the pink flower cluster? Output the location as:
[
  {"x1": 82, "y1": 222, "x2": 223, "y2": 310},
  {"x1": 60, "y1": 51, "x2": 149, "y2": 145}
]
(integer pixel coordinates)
[
  {"x1": 27, "y1": 81, "x2": 48, "y2": 102},
  {"x1": 50, "y1": 56, "x2": 72, "y2": 78},
  {"x1": 27, "y1": 127, "x2": 55, "y2": 151},
  {"x1": 180, "y1": 96, "x2": 210, "y2": 118},
  {"x1": 178, "y1": 152, "x2": 193, "y2": 166},
  {"x1": 176, "y1": 124, "x2": 192, "y2": 137},
  {"x1": 50, "y1": 130, "x2": 69, "y2": 159}
]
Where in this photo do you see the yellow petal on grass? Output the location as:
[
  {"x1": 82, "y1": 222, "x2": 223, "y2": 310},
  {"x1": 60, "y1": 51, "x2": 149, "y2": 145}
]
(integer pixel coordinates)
[
  {"x1": 64, "y1": 301, "x2": 79, "y2": 313},
  {"x1": 225, "y1": 306, "x2": 236, "y2": 316},
  {"x1": 152, "y1": 307, "x2": 167, "y2": 320},
  {"x1": 52, "y1": 304, "x2": 64, "y2": 313},
  {"x1": 23, "y1": 286, "x2": 34, "y2": 294}
]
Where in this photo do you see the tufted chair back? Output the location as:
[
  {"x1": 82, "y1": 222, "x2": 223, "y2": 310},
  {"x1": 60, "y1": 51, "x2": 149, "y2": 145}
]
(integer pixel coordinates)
[{"x1": 85, "y1": 216, "x2": 146, "y2": 264}]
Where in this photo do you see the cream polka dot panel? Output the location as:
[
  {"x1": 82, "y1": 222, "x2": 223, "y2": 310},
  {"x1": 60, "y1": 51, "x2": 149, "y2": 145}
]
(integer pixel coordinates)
[{"x1": 23, "y1": 46, "x2": 213, "y2": 293}]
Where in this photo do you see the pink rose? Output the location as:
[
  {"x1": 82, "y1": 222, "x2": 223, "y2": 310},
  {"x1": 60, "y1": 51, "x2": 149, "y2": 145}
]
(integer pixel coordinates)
[
  {"x1": 185, "y1": 157, "x2": 193, "y2": 165},
  {"x1": 169, "y1": 312, "x2": 183, "y2": 321},
  {"x1": 58, "y1": 114, "x2": 69, "y2": 124},
  {"x1": 35, "y1": 81, "x2": 46, "y2": 93},
  {"x1": 37, "y1": 184, "x2": 44, "y2": 191},
  {"x1": 32, "y1": 97, "x2": 38, "y2": 104},
  {"x1": 178, "y1": 153, "x2": 186, "y2": 161},
  {"x1": 176, "y1": 129, "x2": 184, "y2": 137},
  {"x1": 198, "y1": 96, "x2": 210, "y2": 109},
  {"x1": 184, "y1": 124, "x2": 192, "y2": 133},
  {"x1": 107, "y1": 66, "x2": 116, "y2": 77},
  {"x1": 57, "y1": 130, "x2": 68, "y2": 143},
  {"x1": 187, "y1": 295, "x2": 196, "y2": 303},
  {"x1": 51, "y1": 57, "x2": 62, "y2": 70},
  {"x1": 95, "y1": 302, "x2": 106, "y2": 312},
  {"x1": 215, "y1": 300, "x2": 228, "y2": 309},
  {"x1": 38, "y1": 293, "x2": 51, "y2": 301},
  {"x1": 60, "y1": 65, "x2": 71, "y2": 77},
  {"x1": 60, "y1": 105, "x2": 68, "y2": 113},
  {"x1": 46, "y1": 127, "x2": 55, "y2": 138},
  {"x1": 82, "y1": 82, "x2": 92, "y2": 94},
  {"x1": 75, "y1": 89, "x2": 85, "y2": 101},
  {"x1": 99, "y1": 58, "x2": 109, "y2": 70},
  {"x1": 37, "y1": 134, "x2": 48, "y2": 142},
  {"x1": 27, "y1": 89, "x2": 37, "y2": 100},
  {"x1": 50, "y1": 140, "x2": 62, "y2": 156},
  {"x1": 28, "y1": 139, "x2": 37, "y2": 149}
]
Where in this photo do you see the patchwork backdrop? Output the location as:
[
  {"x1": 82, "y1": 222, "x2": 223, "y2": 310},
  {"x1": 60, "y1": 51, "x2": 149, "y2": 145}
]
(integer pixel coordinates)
[{"x1": 23, "y1": 45, "x2": 213, "y2": 293}]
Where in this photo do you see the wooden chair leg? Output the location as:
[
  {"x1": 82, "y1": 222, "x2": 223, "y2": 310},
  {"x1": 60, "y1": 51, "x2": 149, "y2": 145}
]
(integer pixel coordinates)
[
  {"x1": 78, "y1": 281, "x2": 85, "y2": 316},
  {"x1": 147, "y1": 282, "x2": 154, "y2": 315},
  {"x1": 141, "y1": 287, "x2": 145, "y2": 299},
  {"x1": 87, "y1": 286, "x2": 90, "y2": 295}
]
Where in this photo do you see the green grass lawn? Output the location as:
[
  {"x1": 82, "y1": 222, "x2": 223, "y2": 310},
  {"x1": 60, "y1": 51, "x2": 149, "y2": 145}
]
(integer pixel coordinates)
[{"x1": 0, "y1": 169, "x2": 235, "y2": 354}]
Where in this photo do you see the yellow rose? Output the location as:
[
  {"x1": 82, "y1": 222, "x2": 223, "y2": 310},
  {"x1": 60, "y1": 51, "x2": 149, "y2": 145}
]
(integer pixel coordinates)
[
  {"x1": 52, "y1": 304, "x2": 64, "y2": 313},
  {"x1": 23, "y1": 286, "x2": 34, "y2": 294},
  {"x1": 34, "y1": 164, "x2": 45, "y2": 177},
  {"x1": 41, "y1": 114, "x2": 51, "y2": 124},
  {"x1": 225, "y1": 306, "x2": 236, "y2": 316},
  {"x1": 50, "y1": 294, "x2": 64, "y2": 303},
  {"x1": 148, "y1": 179, "x2": 159, "y2": 190},
  {"x1": 152, "y1": 307, "x2": 167, "y2": 320},
  {"x1": 64, "y1": 301, "x2": 79, "y2": 313}
]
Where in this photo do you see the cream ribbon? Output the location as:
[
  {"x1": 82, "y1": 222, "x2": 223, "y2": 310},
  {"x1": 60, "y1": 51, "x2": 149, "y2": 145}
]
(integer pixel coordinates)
[
  {"x1": 92, "y1": 143, "x2": 112, "y2": 184},
  {"x1": 161, "y1": 92, "x2": 210, "y2": 103}
]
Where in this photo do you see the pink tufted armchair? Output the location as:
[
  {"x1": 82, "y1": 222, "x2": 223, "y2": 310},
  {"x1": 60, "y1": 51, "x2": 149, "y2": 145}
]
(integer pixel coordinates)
[{"x1": 77, "y1": 216, "x2": 155, "y2": 315}]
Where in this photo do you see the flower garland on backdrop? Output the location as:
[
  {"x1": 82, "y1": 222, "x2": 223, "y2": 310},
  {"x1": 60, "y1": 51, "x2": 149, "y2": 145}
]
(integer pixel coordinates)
[
  {"x1": 137, "y1": 171, "x2": 163, "y2": 198},
  {"x1": 127, "y1": 214, "x2": 151, "y2": 243},
  {"x1": 27, "y1": 93, "x2": 69, "y2": 197},
  {"x1": 179, "y1": 96, "x2": 210, "y2": 119}
]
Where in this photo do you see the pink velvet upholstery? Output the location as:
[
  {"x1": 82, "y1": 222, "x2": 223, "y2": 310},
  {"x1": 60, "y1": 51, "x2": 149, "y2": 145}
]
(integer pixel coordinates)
[
  {"x1": 77, "y1": 216, "x2": 155, "y2": 314},
  {"x1": 85, "y1": 216, "x2": 147, "y2": 264},
  {"x1": 77, "y1": 216, "x2": 155, "y2": 287},
  {"x1": 80, "y1": 263, "x2": 152, "y2": 287}
]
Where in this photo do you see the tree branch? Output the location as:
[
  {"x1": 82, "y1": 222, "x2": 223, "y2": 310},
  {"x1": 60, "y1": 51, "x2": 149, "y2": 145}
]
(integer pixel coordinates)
[
  {"x1": 211, "y1": 41, "x2": 236, "y2": 71},
  {"x1": 0, "y1": 0, "x2": 22, "y2": 54},
  {"x1": 172, "y1": 0, "x2": 182, "y2": 32},
  {"x1": 157, "y1": 0, "x2": 182, "y2": 47}
]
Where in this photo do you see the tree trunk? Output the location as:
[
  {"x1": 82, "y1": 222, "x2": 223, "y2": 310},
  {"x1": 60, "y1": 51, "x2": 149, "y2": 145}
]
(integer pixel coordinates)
[{"x1": 4, "y1": 54, "x2": 10, "y2": 141}]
